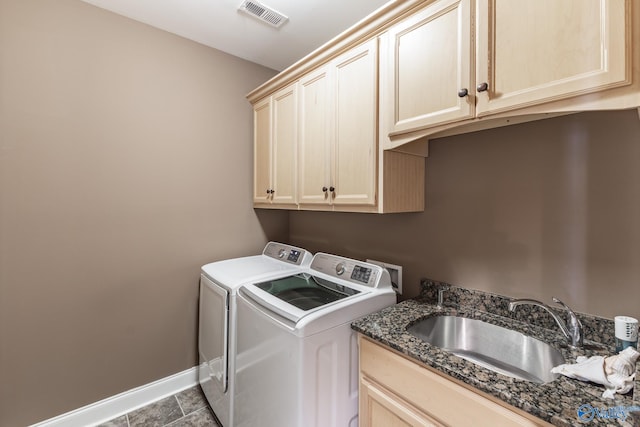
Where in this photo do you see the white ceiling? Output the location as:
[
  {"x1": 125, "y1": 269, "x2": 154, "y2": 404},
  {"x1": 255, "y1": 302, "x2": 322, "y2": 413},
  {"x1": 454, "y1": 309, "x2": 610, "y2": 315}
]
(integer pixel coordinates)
[{"x1": 80, "y1": 0, "x2": 391, "y2": 71}]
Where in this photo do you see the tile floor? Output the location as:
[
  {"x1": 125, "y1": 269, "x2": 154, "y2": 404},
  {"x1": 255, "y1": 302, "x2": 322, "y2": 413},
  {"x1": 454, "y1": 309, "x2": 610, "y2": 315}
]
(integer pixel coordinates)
[{"x1": 97, "y1": 385, "x2": 220, "y2": 427}]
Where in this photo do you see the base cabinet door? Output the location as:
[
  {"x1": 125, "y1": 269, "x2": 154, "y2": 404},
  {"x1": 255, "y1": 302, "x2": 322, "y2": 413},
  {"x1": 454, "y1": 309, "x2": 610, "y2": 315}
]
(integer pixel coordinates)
[
  {"x1": 475, "y1": 0, "x2": 631, "y2": 115},
  {"x1": 360, "y1": 378, "x2": 442, "y2": 427}
]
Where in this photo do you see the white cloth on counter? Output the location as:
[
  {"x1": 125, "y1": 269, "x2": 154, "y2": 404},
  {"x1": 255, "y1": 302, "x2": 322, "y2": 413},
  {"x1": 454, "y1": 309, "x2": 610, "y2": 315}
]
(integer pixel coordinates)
[{"x1": 551, "y1": 346, "x2": 639, "y2": 399}]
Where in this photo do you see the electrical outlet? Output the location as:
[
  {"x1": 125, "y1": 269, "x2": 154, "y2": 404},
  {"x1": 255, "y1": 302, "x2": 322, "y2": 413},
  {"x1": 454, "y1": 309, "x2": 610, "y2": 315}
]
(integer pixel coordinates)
[{"x1": 366, "y1": 259, "x2": 402, "y2": 295}]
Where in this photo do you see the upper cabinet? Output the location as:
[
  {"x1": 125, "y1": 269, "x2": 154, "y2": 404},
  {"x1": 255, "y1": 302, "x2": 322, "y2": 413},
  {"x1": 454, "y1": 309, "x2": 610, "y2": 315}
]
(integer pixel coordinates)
[
  {"x1": 382, "y1": 0, "x2": 637, "y2": 148},
  {"x1": 297, "y1": 66, "x2": 331, "y2": 205},
  {"x1": 257, "y1": 38, "x2": 425, "y2": 213},
  {"x1": 382, "y1": 0, "x2": 473, "y2": 134},
  {"x1": 298, "y1": 40, "x2": 378, "y2": 207},
  {"x1": 253, "y1": 83, "x2": 298, "y2": 206},
  {"x1": 476, "y1": 0, "x2": 630, "y2": 116},
  {"x1": 248, "y1": 0, "x2": 638, "y2": 212},
  {"x1": 253, "y1": 96, "x2": 271, "y2": 204}
]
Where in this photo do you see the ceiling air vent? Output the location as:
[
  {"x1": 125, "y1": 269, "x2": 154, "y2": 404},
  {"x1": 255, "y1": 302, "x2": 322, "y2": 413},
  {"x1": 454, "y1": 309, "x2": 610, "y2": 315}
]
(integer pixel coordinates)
[{"x1": 238, "y1": 0, "x2": 288, "y2": 28}]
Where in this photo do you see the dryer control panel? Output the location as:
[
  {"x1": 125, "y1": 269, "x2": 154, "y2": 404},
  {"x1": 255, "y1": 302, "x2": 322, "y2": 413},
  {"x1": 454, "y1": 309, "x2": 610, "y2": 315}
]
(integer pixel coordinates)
[
  {"x1": 310, "y1": 253, "x2": 392, "y2": 289},
  {"x1": 262, "y1": 242, "x2": 312, "y2": 266}
]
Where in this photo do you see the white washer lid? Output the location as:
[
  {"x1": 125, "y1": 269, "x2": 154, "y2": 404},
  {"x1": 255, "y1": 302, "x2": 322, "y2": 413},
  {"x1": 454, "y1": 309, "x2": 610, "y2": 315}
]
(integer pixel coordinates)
[{"x1": 201, "y1": 255, "x2": 307, "y2": 288}]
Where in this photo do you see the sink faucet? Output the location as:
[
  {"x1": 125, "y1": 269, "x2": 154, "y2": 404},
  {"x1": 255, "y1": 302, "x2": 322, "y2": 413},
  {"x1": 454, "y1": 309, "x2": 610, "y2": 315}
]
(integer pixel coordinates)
[
  {"x1": 508, "y1": 297, "x2": 584, "y2": 348},
  {"x1": 435, "y1": 285, "x2": 449, "y2": 309},
  {"x1": 436, "y1": 288, "x2": 445, "y2": 309}
]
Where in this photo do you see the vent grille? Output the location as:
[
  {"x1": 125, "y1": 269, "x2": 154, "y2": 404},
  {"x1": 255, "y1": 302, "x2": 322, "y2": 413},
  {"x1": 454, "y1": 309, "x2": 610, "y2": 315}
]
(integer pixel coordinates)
[{"x1": 239, "y1": 0, "x2": 288, "y2": 28}]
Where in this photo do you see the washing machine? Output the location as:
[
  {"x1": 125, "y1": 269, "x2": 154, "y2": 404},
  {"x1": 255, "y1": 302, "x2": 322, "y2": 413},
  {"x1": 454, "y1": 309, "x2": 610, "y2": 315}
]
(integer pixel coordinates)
[
  {"x1": 198, "y1": 242, "x2": 312, "y2": 427},
  {"x1": 234, "y1": 253, "x2": 397, "y2": 427}
]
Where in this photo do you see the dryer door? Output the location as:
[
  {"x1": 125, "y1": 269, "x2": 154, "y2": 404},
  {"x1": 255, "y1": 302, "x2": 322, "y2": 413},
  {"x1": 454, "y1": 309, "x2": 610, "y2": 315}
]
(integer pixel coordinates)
[{"x1": 199, "y1": 275, "x2": 229, "y2": 393}]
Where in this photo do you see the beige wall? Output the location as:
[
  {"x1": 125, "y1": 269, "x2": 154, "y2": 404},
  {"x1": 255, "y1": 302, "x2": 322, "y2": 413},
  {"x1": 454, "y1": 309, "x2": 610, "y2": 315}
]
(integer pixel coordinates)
[
  {"x1": 291, "y1": 110, "x2": 640, "y2": 320},
  {"x1": 2, "y1": 2, "x2": 639, "y2": 426},
  {"x1": 0, "y1": 1, "x2": 285, "y2": 425}
]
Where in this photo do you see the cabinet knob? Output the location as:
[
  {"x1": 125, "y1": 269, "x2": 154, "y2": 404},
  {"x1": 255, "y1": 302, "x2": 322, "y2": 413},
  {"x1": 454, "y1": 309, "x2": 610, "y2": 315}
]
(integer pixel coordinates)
[
  {"x1": 477, "y1": 82, "x2": 489, "y2": 92},
  {"x1": 329, "y1": 186, "x2": 335, "y2": 192},
  {"x1": 458, "y1": 88, "x2": 468, "y2": 98},
  {"x1": 322, "y1": 186, "x2": 328, "y2": 192},
  {"x1": 266, "y1": 189, "x2": 270, "y2": 194}
]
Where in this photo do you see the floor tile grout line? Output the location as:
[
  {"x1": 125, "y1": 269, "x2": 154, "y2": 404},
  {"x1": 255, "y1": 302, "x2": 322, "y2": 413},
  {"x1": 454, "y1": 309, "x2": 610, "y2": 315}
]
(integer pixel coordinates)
[
  {"x1": 126, "y1": 413, "x2": 131, "y2": 427},
  {"x1": 163, "y1": 407, "x2": 192, "y2": 427},
  {"x1": 174, "y1": 395, "x2": 186, "y2": 417},
  {"x1": 163, "y1": 414, "x2": 182, "y2": 427}
]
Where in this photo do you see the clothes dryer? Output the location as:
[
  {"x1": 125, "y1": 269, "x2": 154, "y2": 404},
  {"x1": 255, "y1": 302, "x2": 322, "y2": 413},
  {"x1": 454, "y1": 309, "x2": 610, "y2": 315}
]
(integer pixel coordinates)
[{"x1": 198, "y1": 242, "x2": 312, "y2": 427}]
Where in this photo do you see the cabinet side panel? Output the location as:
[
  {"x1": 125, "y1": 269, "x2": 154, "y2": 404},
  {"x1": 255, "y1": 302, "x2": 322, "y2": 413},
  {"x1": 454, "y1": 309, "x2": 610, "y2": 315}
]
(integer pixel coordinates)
[{"x1": 382, "y1": 151, "x2": 425, "y2": 212}]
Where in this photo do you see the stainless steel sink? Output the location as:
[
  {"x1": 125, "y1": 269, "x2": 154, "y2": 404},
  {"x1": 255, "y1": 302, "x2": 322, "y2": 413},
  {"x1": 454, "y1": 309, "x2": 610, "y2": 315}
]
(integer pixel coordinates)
[{"x1": 407, "y1": 316, "x2": 565, "y2": 384}]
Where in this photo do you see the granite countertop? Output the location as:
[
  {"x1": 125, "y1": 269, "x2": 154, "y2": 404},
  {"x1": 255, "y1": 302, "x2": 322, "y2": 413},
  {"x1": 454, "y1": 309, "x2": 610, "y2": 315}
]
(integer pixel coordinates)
[{"x1": 352, "y1": 282, "x2": 640, "y2": 427}]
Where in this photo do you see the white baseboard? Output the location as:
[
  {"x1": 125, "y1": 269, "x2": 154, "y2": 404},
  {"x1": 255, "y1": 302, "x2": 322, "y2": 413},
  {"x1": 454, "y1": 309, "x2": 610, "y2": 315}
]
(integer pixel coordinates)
[{"x1": 30, "y1": 366, "x2": 199, "y2": 427}]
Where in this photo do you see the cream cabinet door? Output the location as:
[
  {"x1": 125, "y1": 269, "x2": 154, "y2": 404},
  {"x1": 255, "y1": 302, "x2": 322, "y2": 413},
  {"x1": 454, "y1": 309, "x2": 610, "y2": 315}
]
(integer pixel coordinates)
[
  {"x1": 475, "y1": 0, "x2": 631, "y2": 115},
  {"x1": 360, "y1": 378, "x2": 443, "y2": 427},
  {"x1": 271, "y1": 84, "x2": 297, "y2": 204},
  {"x1": 253, "y1": 97, "x2": 272, "y2": 203},
  {"x1": 298, "y1": 39, "x2": 378, "y2": 207},
  {"x1": 332, "y1": 38, "x2": 378, "y2": 206},
  {"x1": 384, "y1": 0, "x2": 473, "y2": 135},
  {"x1": 298, "y1": 67, "x2": 332, "y2": 205},
  {"x1": 253, "y1": 84, "x2": 297, "y2": 206}
]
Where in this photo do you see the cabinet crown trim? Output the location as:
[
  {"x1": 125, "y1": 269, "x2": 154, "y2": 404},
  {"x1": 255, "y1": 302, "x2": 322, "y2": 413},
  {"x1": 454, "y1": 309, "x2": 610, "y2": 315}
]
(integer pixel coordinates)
[{"x1": 246, "y1": 0, "x2": 431, "y2": 104}]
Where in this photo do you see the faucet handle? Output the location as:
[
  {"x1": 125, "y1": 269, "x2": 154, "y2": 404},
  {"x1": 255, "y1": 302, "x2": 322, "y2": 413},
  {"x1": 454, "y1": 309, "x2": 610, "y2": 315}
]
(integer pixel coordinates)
[
  {"x1": 552, "y1": 297, "x2": 584, "y2": 347},
  {"x1": 552, "y1": 298, "x2": 581, "y2": 323}
]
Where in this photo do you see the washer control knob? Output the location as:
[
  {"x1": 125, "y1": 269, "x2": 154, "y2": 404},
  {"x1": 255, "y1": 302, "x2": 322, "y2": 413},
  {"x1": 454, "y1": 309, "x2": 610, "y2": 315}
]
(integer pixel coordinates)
[
  {"x1": 278, "y1": 249, "x2": 287, "y2": 258},
  {"x1": 336, "y1": 262, "x2": 346, "y2": 275}
]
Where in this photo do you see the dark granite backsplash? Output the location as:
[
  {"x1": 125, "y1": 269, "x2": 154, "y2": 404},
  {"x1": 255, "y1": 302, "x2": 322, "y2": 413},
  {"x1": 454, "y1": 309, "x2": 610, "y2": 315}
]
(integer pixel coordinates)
[{"x1": 420, "y1": 278, "x2": 616, "y2": 347}]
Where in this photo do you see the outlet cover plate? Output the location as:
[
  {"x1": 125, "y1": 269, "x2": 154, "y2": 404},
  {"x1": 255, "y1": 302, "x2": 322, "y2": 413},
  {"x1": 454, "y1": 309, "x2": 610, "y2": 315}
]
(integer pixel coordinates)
[{"x1": 366, "y1": 259, "x2": 402, "y2": 295}]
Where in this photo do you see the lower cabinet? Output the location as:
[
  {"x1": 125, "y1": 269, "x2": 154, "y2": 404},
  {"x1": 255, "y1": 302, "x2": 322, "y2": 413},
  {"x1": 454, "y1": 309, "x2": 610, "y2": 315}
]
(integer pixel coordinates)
[
  {"x1": 361, "y1": 377, "x2": 443, "y2": 427},
  {"x1": 358, "y1": 335, "x2": 552, "y2": 427}
]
